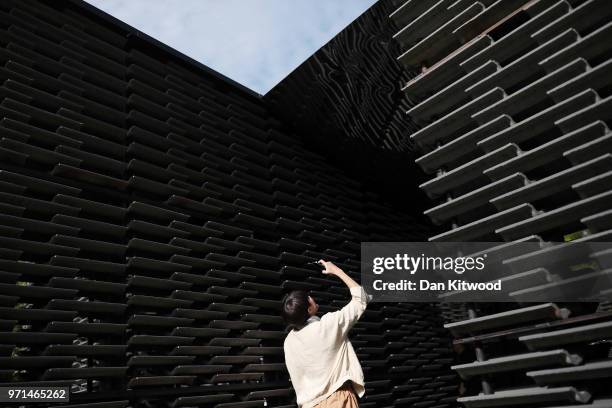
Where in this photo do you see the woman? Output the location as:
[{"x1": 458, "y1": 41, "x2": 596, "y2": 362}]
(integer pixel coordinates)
[{"x1": 282, "y1": 260, "x2": 369, "y2": 408}]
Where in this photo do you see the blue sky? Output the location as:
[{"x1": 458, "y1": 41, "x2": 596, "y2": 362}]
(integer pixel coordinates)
[{"x1": 86, "y1": 0, "x2": 377, "y2": 94}]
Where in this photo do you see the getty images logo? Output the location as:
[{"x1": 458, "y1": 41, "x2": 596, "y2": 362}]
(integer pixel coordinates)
[{"x1": 372, "y1": 253, "x2": 487, "y2": 275}]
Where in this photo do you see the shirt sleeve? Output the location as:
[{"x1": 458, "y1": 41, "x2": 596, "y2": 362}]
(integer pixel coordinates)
[{"x1": 322, "y1": 285, "x2": 369, "y2": 338}]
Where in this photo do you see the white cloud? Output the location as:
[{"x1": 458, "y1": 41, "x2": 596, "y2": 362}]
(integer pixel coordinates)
[{"x1": 86, "y1": 0, "x2": 377, "y2": 94}]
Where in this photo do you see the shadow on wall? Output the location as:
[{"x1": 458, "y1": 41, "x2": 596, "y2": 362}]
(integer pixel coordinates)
[{"x1": 264, "y1": 0, "x2": 433, "y2": 217}]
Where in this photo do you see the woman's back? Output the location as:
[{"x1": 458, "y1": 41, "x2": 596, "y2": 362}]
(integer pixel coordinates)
[{"x1": 283, "y1": 285, "x2": 369, "y2": 408}]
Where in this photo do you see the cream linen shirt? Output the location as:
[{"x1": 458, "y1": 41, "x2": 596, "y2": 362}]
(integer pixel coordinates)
[{"x1": 283, "y1": 285, "x2": 369, "y2": 408}]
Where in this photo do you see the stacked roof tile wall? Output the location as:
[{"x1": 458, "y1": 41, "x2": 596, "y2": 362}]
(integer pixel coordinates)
[
  {"x1": 0, "y1": 1, "x2": 457, "y2": 407},
  {"x1": 390, "y1": 0, "x2": 612, "y2": 406}
]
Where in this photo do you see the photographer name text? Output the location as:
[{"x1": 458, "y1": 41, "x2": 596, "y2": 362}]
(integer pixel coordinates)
[{"x1": 372, "y1": 279, "x2": 502, "y2": 292}]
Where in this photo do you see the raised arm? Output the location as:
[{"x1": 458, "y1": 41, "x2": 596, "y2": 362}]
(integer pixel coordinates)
[{"x1": 318, "y1": 260, "x2": 368, "y2": 337}]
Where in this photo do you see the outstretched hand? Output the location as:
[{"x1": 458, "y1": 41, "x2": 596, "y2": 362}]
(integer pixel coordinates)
[
  {"x1": 317, "y1": 259, "x2": 359, "y2": 289},
  {"x1": 318, "y1": 260, "x2": 343, "y2": 276}
]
